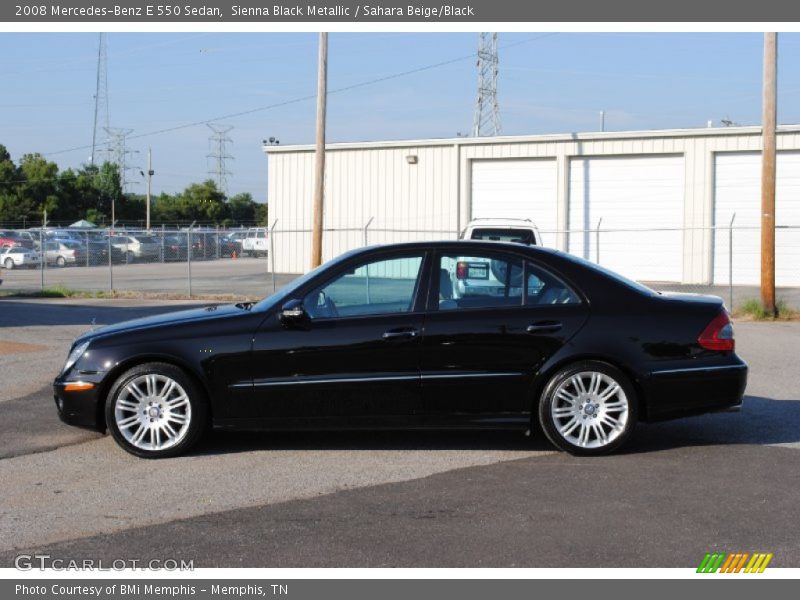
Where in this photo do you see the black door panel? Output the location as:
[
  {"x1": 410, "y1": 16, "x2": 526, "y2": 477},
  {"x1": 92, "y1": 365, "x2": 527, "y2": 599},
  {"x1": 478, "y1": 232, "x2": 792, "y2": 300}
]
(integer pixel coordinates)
[
  {"x1": 419, "y1": 305, "x2": 588, "y2": 423},
  {"x1": 249, "y1": 313, "x2": 424, "y2": 422}
]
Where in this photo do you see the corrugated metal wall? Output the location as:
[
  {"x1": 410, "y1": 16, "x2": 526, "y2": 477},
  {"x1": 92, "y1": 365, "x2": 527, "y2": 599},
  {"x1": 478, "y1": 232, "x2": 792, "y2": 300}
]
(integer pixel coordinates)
[{"x1": 266, "y1": 127, "x2": 800, "y2": 281}]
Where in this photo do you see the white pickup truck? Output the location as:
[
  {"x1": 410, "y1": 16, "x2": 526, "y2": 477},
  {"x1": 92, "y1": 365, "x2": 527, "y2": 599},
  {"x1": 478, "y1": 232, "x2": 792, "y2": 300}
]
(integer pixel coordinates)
[
  {"x1": 460, "y1": 218, "x2": 543, "y2": 246},
  {"x1": 241, "y1": 227, "x2": 269, "y2": 257}
]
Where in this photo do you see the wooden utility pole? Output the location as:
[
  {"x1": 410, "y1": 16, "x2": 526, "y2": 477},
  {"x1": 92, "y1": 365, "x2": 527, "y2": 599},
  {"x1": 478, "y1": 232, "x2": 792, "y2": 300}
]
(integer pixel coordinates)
[
  {"x1": 761, "y1": 33, "x2": 777, "y2": 316},
  {"x1": 145, "y1": 147, "x2": 153, "y2": 230},
  {"x1": 311, "y1": 32, "x2": 328, "y2": 269}
]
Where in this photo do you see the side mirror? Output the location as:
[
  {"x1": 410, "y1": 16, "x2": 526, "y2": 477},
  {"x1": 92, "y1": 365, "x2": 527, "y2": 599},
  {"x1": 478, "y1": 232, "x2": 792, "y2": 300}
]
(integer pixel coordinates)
[{"x1": 279, "y1": 299, "x2": 308, "y2": 324}]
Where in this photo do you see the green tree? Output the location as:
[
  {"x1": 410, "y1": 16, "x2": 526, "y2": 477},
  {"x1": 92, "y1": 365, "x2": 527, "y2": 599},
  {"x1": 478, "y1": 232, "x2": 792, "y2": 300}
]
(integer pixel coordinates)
[
  {"x1": 228, "y1": 192, "x2": 257, "y2": 224},
  {"x1": 255, "y1": 201, "x2": 268, "y2": 225},
  {"x1": 16, "y1": 153, "x2": 59, "y2": 225},
  {"x1": 0, "y1": 144, "x2": 21, "y2": 225}
]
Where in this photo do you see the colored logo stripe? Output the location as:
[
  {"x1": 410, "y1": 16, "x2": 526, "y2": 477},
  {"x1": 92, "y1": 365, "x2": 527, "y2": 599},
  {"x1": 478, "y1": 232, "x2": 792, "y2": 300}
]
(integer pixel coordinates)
[{"x1": 698, "y1": 552, "x2": 773, "y2": 573}]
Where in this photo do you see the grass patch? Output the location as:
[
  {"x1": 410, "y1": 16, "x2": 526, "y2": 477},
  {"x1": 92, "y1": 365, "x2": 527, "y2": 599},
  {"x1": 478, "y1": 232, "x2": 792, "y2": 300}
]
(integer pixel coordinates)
[{"x1": 735, "y1": 298, "x2": 798, "y2": 321}]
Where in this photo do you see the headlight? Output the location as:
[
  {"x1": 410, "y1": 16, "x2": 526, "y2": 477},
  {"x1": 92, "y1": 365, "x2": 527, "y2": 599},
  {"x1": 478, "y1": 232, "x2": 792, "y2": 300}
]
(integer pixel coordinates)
[{"x1": 62, "y1": 341, "x2": 90, "y2": 374}]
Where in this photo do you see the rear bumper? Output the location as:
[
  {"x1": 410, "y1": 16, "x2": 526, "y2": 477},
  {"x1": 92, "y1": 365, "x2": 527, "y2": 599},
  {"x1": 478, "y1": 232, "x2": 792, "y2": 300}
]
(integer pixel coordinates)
[{"x1": 641, "y1": 360, "x2": 748, "y2": 421}]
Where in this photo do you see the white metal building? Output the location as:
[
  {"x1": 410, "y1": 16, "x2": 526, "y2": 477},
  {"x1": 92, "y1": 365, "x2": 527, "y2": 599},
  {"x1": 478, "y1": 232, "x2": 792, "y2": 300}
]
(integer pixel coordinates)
[{"x1": 263, "y1": 125, "x2": 800, "y2": 285}]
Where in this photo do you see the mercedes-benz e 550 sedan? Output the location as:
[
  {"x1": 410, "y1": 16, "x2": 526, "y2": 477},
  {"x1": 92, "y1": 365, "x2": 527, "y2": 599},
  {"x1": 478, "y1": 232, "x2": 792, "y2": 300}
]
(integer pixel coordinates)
[{"x1": 54, "y1": 241, "x2": 747, "y2": 458}]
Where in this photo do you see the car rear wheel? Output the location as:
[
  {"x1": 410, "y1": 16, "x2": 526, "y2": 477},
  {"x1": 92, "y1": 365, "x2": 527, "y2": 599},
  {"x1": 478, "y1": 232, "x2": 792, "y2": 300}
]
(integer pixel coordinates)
[
  {"x1": 4, "y1": 258, "x2": 14, "y2": 270},
  {"x1": 105, "y1": 362, "x2": 207, "y2": 458},
  {"x1": 538, "y1": 361, "x2": 637, "y2": 456},
  {"x1": 56, "y1": 256, "x2": 66, "y2": 267}
]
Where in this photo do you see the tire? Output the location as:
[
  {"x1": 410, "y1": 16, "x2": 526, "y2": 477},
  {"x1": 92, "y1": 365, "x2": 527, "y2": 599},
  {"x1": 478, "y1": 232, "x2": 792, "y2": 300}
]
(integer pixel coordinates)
[
  {"x1": 105, "y1": 362, "x2": 208, "y2": 458},
  {"x1": 126, "y1": 251, "x2": 135, "y2": 263},
  {"x1": 56, "y1": 256, "x2": 66, "y2": 267},
  {"x1": 4, "y1": 258, "x2": 14, "y2": 270},
  {"x1": 538, "y1": 360, "x2": 637, "y2": 456}
]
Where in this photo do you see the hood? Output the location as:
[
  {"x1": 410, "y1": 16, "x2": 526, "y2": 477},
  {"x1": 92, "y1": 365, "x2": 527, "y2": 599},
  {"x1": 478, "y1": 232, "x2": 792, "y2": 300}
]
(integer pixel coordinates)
[{"x1": 76, "y1": 303, "x2": 251, "y2": 344}]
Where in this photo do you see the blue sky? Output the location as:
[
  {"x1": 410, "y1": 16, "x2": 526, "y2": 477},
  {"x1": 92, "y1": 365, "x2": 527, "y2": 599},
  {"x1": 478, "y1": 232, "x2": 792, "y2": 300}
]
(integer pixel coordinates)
[{"x1": 2, "y1": 32, "x2": 800, "y2": 200}]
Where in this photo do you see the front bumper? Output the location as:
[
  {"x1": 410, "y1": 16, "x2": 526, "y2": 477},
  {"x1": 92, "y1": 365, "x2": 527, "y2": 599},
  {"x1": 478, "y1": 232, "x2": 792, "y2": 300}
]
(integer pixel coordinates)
[
  {"x1": 53, "y1": 379, "x2": 105, "y2": 432},
  {"x1": 641, "y1": 359, "x2": 748, "y2": 421}
]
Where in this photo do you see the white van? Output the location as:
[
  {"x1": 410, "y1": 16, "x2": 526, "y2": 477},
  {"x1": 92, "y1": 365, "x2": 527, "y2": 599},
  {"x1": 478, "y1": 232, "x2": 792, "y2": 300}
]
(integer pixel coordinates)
[{"x1": 242, "y1": 227, "x2": 269, "y2": 257}]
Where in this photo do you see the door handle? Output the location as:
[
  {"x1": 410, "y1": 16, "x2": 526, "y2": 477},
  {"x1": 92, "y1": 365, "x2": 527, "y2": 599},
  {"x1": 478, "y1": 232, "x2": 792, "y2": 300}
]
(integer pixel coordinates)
[
  {"x1": 382, "y1": 328, "x2": 419, "y2": 340},
  {"x1": 526, "y1": 321, "x2": 563, "y2": 334}
]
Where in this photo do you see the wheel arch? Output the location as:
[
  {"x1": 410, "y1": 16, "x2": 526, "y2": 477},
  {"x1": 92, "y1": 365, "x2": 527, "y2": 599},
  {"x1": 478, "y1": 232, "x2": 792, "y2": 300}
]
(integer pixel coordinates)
[
  {"x1": 530, "y1": 353, "x2": 649, "y2": 426},
  {"x1": 96, "y1": 353, "x2": 213, "y2": 432}
]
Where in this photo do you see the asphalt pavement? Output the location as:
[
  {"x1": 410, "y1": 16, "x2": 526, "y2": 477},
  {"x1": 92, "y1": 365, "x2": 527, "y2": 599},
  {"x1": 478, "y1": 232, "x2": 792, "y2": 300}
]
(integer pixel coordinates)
[{"x1": 0, "y1": 298, "x2": 798, "y2": 567}]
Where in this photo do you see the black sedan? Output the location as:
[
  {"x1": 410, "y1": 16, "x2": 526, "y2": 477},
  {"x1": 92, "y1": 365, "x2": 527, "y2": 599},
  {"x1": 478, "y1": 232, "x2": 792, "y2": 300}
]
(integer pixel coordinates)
[{"x1": 54, "y1": 241, "x2": 747, "y2": 458}]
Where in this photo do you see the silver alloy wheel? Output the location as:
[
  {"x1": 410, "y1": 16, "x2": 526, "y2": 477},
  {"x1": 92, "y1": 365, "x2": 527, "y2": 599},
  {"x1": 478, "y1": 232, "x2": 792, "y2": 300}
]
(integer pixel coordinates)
[
  {"x1": 4, "y1": 258, "x2": 13, "y2": 269},
  {"x1": 114, "y1": 374, "x2": 192, "y2": 452},
  {"x1": 549, "y1": 371, "x2": 629, "y2": 449}
]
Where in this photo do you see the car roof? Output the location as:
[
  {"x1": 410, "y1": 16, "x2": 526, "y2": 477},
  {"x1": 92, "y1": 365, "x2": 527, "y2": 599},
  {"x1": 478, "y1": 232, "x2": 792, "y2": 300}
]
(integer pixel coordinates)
[{"x1": 342, "y1": 239, "x2": 561, "y2": 258}]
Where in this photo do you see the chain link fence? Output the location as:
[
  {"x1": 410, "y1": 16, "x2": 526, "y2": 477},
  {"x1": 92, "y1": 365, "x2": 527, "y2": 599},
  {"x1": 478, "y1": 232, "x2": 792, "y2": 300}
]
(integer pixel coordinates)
[{"x1": 1, "y1": 222, "x2": 798, "y2": 311}]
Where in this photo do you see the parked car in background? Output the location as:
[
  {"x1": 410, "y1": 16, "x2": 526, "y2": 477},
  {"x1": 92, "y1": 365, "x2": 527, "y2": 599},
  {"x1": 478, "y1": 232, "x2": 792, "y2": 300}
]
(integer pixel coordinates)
[
  {"x1": 45, "y1": 239, "x2": 86, "y2": 267},
  {"x1": 1, "y1": 246, "x2": 41, "y2": 269},
  {"x1": 222, "y1": 231, "x2": 247, "y2": 256},
  {"x1": 109, "y1": 235, "x2": 161, "y2": 262},
  {"x1": 218, "y1": 233, "x2": 241, "y2": 257},
  {"x1": 162, "y1": 232, "x2": 218, "y2": 261},
  {"x1": 242, "y1": 227, "x2": 268, "y2": 257},
  {"x1": 461, "y1": 218, "x2": 543, "y2": 246},
  {"x1": 0, "y1": 230, "x2": 35, "y2": 249},
  {"x1": 163, "y1": 234, "x2": 189, "y2": 262}
]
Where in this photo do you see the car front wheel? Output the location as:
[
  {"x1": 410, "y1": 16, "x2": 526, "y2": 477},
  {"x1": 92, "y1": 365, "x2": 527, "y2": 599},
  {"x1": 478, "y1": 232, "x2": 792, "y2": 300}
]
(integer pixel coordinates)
[
  {"x1": 105, "y1": 362, "x2": 207, "y2": 458},
  {"x1": 4, "y1": 258, "x2": 14, "y2": 270},
  {"x1": 538, "y1": 361, "x2": 637, "y2": 456}
]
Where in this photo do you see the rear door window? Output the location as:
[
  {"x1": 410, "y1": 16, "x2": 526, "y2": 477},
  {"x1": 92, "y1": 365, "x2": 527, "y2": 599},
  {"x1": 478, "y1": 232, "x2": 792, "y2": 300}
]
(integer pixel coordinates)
[{"x1": 437, "y1": 252, "x2": 524, "y2": 311}]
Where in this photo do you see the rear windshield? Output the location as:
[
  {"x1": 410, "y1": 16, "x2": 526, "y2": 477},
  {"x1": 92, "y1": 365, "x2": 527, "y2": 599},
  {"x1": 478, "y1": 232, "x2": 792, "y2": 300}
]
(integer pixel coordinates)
[
  {"x1": 561, "y1": 252, "x2": 655, "y2": 296},
  {"x1": 470, "y1": 228, "x2": 535, "y2": 245}
]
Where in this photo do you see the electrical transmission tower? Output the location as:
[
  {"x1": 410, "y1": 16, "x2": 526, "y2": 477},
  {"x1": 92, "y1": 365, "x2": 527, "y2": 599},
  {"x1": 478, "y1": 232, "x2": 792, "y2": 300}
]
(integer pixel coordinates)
[
  {"x1": 104, "y1": 127, "x2": 138, "y2": 193},
  {"x1": 91, "y1": 33, "x2": 110, "y2": 166},
  {"x1": 472, "y1": 32, "x2": 501, "y2": 137},
  {"x1": 207, "y1": 123, "x2": 234, "y2": 194}
]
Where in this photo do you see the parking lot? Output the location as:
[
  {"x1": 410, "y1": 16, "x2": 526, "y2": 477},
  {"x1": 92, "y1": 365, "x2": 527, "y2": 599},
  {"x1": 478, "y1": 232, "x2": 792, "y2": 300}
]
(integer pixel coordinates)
[{"x1": 0, "y1": 297, "x2": 798, "y2": 567}]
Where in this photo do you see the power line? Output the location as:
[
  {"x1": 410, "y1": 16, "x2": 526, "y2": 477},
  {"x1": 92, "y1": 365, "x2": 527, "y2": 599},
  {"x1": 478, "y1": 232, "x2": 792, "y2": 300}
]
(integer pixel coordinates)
[{"x1": 44, "y1": 33, "x2": 558, "y2": 158}]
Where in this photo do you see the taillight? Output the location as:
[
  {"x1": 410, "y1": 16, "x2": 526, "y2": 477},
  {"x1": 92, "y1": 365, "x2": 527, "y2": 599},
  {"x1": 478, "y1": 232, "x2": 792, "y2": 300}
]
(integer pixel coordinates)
[
  {"x1": 698, "y1": 311, "x2": 735, "y2": 352},
  {"x1": 456, "y1": 261, "x2": 468, "y2": 279}
]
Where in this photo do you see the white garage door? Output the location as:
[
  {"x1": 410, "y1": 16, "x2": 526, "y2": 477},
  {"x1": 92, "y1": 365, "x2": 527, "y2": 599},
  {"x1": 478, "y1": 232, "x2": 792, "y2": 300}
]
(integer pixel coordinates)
[
  {"x1": 568, "y1": 155, "x2": 685, "y2": 282},
  {"x1": 471, "y1": 159, "x2": 558, "y2": 247},
  {"x1": 713, "y1": 152, "x2": 800, "y2": 286}
]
